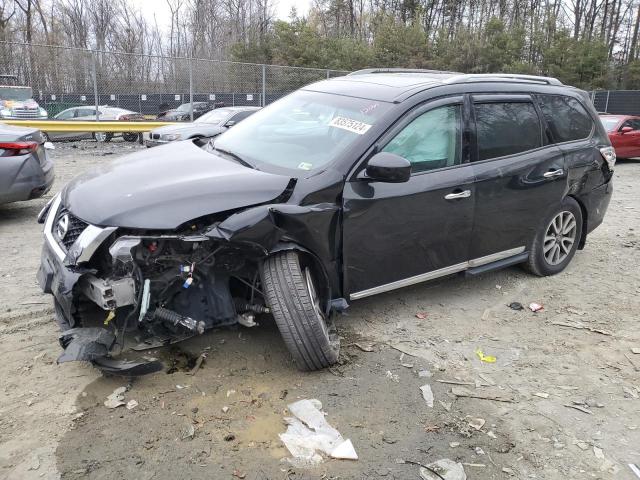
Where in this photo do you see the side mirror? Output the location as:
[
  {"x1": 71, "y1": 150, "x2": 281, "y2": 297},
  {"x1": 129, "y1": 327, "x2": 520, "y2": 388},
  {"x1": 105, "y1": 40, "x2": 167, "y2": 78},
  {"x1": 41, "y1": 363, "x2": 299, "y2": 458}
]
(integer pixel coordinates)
[
  {"x1": 362, "y1": 152, "x2": 411, "y2": 183},
  {"x1": 225, "y1": 120, "x2": 236, "y2": 127},
  {"x1": 620, "y1": 126, "x2": 633, "y2": 134}
]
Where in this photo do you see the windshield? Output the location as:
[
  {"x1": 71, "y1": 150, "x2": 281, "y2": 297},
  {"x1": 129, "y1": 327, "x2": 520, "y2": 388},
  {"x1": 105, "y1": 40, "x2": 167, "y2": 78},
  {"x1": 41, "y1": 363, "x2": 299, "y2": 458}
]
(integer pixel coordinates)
[
  {"x1": 176, "y1": 103, "x2": 191, "y2": 112},
  {"x1": 599, "y1": 117, "x2": 619, "y2": 132},
  {"x1": 0, "y1": 87, "x2": 33, "y2": 101},
  {"x1": 213, "y1": 90, "x2": 392, "y2": 172},
  {"x1": 196, "y1": 108, "x2": 231, "y2": 124}
]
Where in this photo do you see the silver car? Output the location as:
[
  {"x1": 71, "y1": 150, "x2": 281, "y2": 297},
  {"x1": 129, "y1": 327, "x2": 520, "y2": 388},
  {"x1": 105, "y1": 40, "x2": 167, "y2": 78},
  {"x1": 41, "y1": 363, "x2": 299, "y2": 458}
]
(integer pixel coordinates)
[
  {"x1": 0, "y1": 123, "x2": 54, "y2": 204},
  {"x1": 145, "y1": 106, "x2": 259, "y2": 147},
  {"x1": 44, "y1": 106, "x2": 144, "y2": 142}
]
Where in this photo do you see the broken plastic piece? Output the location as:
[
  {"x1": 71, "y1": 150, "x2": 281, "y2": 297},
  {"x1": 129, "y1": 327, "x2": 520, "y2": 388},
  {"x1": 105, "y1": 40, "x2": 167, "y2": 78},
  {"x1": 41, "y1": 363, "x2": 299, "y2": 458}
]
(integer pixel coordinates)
[
  {"x1": 183, "y1": 277, "x2": 193, "y2": 288},
  {"x1": 529, "y1": 302, "x2": 543, "y2": 312},
  {"x1": 104, "y1": 386, "x2": 126, "y2": 409},
  {"x1": 93, "y1": 356, "x2": 164, "y2": 376},
  {"x1": 58, "y1": 328, "x2": 115, "y2": 364},
  {"x1": 419, "y1": 459, "x2": 467, "y2": 480},
  {"x1": 237, "y1": 312, "x2": 257, "y2": 328},
  {"x1": 330, "y1": 439, "x2": 358, "y2": 460},
  {"x1": 475, "y1": 348, "x2": 496, "y2": 363},
  {"x1": 508, "y1": 302, "x2": 524, "y2": 311},
  {"x1": 420, "y1": 384, "x2": 434, "y2": 407}
]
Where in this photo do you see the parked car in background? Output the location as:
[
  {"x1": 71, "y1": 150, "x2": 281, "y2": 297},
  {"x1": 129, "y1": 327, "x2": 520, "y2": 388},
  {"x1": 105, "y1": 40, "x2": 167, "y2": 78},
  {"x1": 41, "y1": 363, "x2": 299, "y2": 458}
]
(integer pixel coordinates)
[
  {"x1": 145, "y1": 106, "x2": 259, "y2": 147},
  {"x1": 156, "y1": 102, "x2": 215, "y2": 121},
  {"x1": 0, "y1": 75, "x2": 48, "y2": 120},
  {"x1": 37, "y1": 70, "x2": 614, "y2": 375},
  {"x1": 0, "y1": 123, "x2": 54, "y2": 204},
  {"x1": 44, "y1": 106, "x2": 144, "y2": 142},
  {"x1": 599, "y1": 114, "x2": 640, "y2": 159}
]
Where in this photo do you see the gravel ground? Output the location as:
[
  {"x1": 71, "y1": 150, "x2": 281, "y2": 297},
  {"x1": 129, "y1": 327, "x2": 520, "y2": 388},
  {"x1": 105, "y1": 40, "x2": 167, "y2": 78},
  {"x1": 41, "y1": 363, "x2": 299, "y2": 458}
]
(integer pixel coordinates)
[{"x1": 0, "y1": 143, "x2": 639, "y2": 480}]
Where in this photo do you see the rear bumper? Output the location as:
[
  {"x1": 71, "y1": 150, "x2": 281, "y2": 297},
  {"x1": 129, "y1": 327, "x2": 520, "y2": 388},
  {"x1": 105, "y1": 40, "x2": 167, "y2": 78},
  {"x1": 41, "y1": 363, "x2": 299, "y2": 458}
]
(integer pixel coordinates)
[{"x1": 0, "y1": 150, "x2": 55, "y2": 204}]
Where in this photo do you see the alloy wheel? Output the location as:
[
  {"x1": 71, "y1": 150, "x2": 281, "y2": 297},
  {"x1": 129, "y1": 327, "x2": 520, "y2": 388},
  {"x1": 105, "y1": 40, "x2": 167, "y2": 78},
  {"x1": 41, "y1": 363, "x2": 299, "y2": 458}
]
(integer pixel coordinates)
[{"x1": 543, "y1": 211, "x2": 577, "y2": 265}]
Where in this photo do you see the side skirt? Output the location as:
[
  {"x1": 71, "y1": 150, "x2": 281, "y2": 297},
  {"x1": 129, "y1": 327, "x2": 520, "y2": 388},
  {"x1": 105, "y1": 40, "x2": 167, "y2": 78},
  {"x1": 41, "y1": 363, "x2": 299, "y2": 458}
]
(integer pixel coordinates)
[{"x1": 349, "y1": 247, "x2": 526, "y2": 300}]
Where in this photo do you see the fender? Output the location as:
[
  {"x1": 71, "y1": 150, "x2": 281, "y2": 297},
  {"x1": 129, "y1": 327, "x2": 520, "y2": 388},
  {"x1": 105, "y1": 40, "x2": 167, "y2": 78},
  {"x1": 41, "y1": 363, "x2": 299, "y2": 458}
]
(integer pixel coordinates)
[{"x1": 206, "y1": 202, "x2": 342, "y2": 296}]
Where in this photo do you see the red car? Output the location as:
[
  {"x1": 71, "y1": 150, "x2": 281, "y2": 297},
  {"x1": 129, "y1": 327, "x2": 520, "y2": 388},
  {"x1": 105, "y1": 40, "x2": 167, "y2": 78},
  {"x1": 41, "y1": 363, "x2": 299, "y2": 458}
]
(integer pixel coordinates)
[{"x1": 599, "y1": 114, "x2": 640, "y2": 158}]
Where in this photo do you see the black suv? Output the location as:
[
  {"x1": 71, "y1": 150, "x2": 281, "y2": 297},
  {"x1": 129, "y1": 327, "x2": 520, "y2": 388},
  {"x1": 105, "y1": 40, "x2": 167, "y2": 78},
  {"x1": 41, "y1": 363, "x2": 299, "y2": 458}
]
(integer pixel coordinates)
[{"x1": 37, "y1": 69, "x2": 614, "y2": 374}]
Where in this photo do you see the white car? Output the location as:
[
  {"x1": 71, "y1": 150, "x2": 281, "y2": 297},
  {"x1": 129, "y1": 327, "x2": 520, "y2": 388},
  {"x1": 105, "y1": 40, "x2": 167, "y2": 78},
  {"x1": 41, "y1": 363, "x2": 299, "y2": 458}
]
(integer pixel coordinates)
[{"x1": 44, "y1": 106, "x2": 144, "y2": 142}]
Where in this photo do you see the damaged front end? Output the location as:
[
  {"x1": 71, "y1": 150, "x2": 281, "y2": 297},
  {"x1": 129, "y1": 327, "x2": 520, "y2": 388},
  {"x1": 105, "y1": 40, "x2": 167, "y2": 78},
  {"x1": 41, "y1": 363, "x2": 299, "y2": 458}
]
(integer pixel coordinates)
[{"x1": 37, "y1": 192, "x2": 341, "y2": 376}]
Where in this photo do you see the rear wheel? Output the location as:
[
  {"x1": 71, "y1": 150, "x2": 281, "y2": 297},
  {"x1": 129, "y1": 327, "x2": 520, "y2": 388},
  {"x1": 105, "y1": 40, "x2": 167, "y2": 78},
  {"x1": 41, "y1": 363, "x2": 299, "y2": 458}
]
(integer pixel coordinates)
[
  {"x1": 525, "y1": 197, "x2": 583, "y2": 276},
  {"x1": 261, "y1": 251, "x2": 339, "y2": 371},
  {"x1": 122, "y1": 132, "x2": 140, "y2": 142}
]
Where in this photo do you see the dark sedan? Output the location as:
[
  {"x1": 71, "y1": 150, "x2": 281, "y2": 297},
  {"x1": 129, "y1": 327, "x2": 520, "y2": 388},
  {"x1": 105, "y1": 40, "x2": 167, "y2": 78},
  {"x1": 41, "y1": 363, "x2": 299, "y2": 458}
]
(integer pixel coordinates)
[
  {"x1": 156, "y1": 102, "x2": 216, "y2": 122},
  {"x1": 145, "y1": 106, "x2": 259, "y2": 147},
  {"x1": 0, "y1": 123, "x2": 54, "y2": 204}
]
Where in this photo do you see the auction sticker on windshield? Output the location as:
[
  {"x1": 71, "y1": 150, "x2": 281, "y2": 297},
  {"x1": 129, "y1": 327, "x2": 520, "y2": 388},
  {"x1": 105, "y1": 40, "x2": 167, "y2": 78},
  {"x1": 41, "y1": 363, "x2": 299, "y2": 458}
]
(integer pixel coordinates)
[{"x1": 329, "y1": 116, "x2": 372, "y2": 135}]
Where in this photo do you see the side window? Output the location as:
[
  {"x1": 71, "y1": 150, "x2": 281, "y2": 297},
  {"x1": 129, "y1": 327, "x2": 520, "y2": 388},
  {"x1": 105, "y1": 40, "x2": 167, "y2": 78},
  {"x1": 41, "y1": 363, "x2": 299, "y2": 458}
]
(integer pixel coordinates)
[
  {"x1": 474, "y1": 102, "x2": 542, "y2": 161},
  {"x1": 231, "y1": 111, "x2": 253, "y2": 123},
  {"x1": 629, "y1": 119, "x2": 640, "y2": 130},
  {"x1": 382, "y1": 104, "x2": 462, "y2": 173},
  {"x1": 56, "y1": 109, "x2": 75, "y2": 120},
  {"x1": 538, "y1": 95, "x2": 593, "y2": 142}
]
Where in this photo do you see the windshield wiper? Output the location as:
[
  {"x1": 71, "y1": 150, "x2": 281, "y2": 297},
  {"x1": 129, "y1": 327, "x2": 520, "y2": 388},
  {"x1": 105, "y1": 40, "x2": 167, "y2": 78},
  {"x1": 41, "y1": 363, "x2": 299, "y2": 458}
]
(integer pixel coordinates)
[{"x1": 212, "y1": 146, "x2": 257, "y2": 170}]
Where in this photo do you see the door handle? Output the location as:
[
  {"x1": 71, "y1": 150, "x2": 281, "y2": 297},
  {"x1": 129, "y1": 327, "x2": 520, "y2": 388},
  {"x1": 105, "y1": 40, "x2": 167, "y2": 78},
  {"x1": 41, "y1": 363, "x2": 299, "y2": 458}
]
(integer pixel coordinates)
[
  {"x1": 444, "y1": 190, "x2": 471, "y2": 200},
  {"x1": 543, "y1": 168, "x2": 564, "y2": 178}
]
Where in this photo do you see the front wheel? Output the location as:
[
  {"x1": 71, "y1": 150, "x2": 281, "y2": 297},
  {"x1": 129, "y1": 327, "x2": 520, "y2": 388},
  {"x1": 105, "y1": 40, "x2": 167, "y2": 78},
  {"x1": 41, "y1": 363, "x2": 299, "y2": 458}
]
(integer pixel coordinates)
[
  {"x1": 122, "y1": 132, "x2": 140, "y2": 142},
  {"x1": 93, "y1": 132, "x2": 112, "y2": 143},
  {"x1": 261, "y1": 251, "x2": 340, "y2": 371},
  {"x1": 525, "y1": 197, "x2": 583, "y2": 276}
]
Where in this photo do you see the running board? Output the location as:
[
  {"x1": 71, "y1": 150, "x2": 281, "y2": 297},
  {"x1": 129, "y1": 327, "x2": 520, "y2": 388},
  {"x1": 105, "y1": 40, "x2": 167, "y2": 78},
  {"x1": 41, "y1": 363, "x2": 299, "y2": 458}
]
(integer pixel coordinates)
[{"x1": 465, "y1": 252, "x2": 529, "y2": 277}]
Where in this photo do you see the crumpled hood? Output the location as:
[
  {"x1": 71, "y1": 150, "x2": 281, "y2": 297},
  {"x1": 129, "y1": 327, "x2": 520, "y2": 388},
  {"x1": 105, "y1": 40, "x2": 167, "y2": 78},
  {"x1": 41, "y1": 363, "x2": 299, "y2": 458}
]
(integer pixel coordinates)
[{"x1": 62, "y1": 140, "x2": 294, "y2": 229}]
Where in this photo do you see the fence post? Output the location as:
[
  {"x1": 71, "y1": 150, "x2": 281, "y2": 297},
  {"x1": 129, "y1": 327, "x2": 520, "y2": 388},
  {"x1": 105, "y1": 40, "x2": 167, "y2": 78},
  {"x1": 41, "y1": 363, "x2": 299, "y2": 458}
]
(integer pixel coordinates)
[
  {"x1": 92, "y1": 51, "x2": 99, "y2": 121},
  {"x1": 604, "y1": 90, "x2": 610, "y2": 113},
  {"x1": 262, "y1": 64, "x2": 266, "y2": 107},
  {"x1": 326, "y1": 69, "x2": 330, "y2": 79},
  {"x1": 189, "y1": 55, "x2": 194, "y2": 122}
]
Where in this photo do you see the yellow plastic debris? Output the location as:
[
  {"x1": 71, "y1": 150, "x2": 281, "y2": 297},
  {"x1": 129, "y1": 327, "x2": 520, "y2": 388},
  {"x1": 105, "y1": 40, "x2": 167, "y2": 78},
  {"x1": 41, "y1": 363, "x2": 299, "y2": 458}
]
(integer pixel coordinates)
[
  {"x1": 475, "y1": 348, "x2": 496, "y2": 363},
  {"x1": 104, "y1": 310, "x2": 116, "y2": 325}
]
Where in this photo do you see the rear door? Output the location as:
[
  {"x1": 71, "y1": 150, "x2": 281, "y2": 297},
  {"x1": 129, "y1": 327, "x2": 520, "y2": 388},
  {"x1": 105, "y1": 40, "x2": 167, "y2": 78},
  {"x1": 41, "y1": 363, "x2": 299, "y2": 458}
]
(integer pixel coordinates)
[
  {"x1": 469, "y1": 95, "x2": 566, "y2": 260},
  {"x1": 342, "y1": 96, "x2": 476, "y2": 299}
]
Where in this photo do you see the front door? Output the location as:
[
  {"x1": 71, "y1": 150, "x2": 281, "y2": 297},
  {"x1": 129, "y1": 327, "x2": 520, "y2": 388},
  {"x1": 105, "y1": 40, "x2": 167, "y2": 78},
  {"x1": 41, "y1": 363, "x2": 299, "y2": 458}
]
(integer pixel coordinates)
[
  {"x1": 342, "y1": 98, "x2": 476, "y2": 300},
  {"x1": 615, "y1": 118, "x2": 640, "y2": 158},
  {"x1": 469, "y1": 95, "x2": 566, "y2": 259}
]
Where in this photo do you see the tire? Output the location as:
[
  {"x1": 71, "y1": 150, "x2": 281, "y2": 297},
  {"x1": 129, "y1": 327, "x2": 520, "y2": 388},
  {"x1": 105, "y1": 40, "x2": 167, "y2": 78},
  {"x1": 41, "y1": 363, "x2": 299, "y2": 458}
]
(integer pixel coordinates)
[
  {"x1": 93, "y1": 132, "x2": 112, "y2": 143},
  {"x1": 261, "y1": 251, "x2": 340, "y2": 371},
  {"x1": 41, "y1": 132, "x2": 50, "y2": 142},
  {"x1": 122, "y1": 132, "x2": 139, "y2": 142},
  {"x1": 525, "y1": 197, "x2": 583, "y2": 276}
]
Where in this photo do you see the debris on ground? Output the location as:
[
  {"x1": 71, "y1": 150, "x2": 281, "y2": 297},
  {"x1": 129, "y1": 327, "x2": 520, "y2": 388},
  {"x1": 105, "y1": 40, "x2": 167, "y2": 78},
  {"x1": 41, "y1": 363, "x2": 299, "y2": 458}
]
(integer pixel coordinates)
[
  {"x1": 415, "y1": 312, "x2": 428, "y2": 319},
  {"x1": 350, "y1": 342, "x2": 374, "y2": 352},
  {"x1": 566, "y1": 307, "x2": 586, "y2": 316},
  {"x1": 419, "y1": 458, "x2": 467, "y2": 480},
  {"x1": 508, "y1": 302, "x2": 524, "y2": 311},
  {"x1": 563, "y1": 404, "x2": 593, "y2": 415},
  {"x1": 632, "y1": 348, "x2": 640, "y2": 355},
  {"x1": 418, "y1": 369, "x2": 432, "y2": 378},
  {"x1": 420, "y1": 384, "x2": 434, "y2": 407},
  {"x1": 181, "y1": 423, "x2": 195, "y2": 440},
  {"x1": 467, "y1": 417, "x2": 486, "y2": 431},
  {"x1": 533, "y1": 392, "x2": 550, "y2": 399},
  {"x1": 528, "y1": 302, "x2": 543, "y2": 312},
  {"x1": 629, "y1": 463, "x2": 640, "y2": 479},
  {"x1": 474, "y1": 348, "x2": 497, "y2": 363},
  {"x1": 279, "y1": 399, "x2": 357, "y2": 466},
  {"x1": 385, "y1": 371, "x2": 399, "y2": 382},
  {"x1": 451, "y1": 387, "x2": 515, "y2": 403},
  {"x1": 104, "y1": 386, "x2": 127, "y2": 409},
  {"x1": 185, "y1": 352, "x2": 207, "y2": 376},
  {"x1": 126, "y1": 399, "x2": 138, "y2": 410},
  {"x1": 551, "y1": 321, "x2": 613, "y2": 336}
]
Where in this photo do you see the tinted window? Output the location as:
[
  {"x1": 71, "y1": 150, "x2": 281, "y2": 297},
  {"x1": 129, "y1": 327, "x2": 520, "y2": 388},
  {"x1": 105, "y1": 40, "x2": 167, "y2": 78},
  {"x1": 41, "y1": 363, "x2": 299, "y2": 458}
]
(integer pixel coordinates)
[
  {"x1": 230, "y1": 111, "x2": 254, "y2": 123},
  {"x1": 538, "y1": 95, "x2": 593, "y2": 142},
  {"x1": 474, "y1": 102, "x2": 542, "y2": 161},
  {"x1": 56, "y1": 109, "x2": 76, "y2": 120},
  {"x1": 383, "y1": 105, "x2": 462, "y2": 173},
  {"x1": 627, "y1": 119, "x2": 640, "y2": 130}
]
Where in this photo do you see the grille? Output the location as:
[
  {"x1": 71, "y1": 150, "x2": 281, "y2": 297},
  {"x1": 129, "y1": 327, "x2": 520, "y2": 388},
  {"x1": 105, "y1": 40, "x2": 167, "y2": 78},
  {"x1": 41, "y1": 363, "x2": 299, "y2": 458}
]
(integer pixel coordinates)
[
  {"x1": 54, "y1": 207, "x2": 89, "y2": 250},
  {"x1": 11, "y1": 107, "x2": 40, "y2": 119}
]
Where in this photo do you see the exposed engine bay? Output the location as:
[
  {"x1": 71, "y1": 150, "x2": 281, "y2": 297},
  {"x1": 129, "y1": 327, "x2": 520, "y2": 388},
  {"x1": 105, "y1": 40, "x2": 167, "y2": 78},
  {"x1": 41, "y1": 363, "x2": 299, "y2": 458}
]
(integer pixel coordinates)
[{"x1": 64, "y1": 233, "x2": 271, "y2": 374}]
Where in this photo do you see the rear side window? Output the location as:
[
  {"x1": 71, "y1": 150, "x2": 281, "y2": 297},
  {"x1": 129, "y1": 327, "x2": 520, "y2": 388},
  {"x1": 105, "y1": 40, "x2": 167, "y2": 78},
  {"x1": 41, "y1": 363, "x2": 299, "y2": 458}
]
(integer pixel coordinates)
[
  {"x1": 538, "y1": 95, "x2": 593, "y2": 142},
  {"x1": 474, "y1": 102, "x2": 542, "y2": 161}
]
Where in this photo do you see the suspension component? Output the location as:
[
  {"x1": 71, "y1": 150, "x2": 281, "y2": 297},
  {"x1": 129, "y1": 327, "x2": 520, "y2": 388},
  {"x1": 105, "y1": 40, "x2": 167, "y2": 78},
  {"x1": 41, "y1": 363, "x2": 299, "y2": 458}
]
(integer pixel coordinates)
[
  {"x1": 234, "y1": 300, "x2": 270, "y2": 314},
  {"x1": 154, "y1": 307, "x2": 205, "y2": 334}
]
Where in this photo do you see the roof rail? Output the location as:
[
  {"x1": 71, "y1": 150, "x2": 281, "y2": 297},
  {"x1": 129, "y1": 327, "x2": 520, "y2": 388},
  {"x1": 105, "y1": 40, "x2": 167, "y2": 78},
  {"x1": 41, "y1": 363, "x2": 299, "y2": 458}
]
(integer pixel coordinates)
[
  {"x1": 348, "y1": 68, "x2": 460, "y2": 76},
  {"x1": 444, "y1": 73, "x2": 563, "y2": 86}
]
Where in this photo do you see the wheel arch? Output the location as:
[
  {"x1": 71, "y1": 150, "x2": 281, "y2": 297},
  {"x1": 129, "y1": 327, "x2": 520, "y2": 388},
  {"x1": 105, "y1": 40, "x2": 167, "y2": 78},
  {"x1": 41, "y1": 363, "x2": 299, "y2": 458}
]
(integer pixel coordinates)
[{"x1": 567, "y1": 194, "x2": 588, "y2": 249}]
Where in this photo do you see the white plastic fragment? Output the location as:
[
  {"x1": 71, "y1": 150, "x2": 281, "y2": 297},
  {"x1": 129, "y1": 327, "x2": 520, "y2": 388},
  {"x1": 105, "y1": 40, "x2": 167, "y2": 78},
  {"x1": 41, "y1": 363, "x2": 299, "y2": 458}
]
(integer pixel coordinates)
[
  {"x1": 419, "y1": 458, "x2": 467, "y2": 480},
  {"x1": 104, "y1": 386, "x2": 126, "y2": 409},
  {"x1": 126, "y1": 399, "x2": 138, "y2": 410},
  {"x1": 279, "y1": 399, "x2": 357, "y2": 466},
  {"x1": 420, "y1": 384, "x2": 434, "y2": 408},
  {"x1": 418, "y1": 369, "x2": 432, "y2": 378}
]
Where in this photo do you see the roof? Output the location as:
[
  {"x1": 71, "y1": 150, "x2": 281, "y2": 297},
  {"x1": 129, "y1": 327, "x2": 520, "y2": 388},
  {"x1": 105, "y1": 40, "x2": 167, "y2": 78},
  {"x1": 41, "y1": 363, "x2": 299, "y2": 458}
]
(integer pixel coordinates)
[{"x1": 304, "y1": 69, "x2": 564, "y2": 103}]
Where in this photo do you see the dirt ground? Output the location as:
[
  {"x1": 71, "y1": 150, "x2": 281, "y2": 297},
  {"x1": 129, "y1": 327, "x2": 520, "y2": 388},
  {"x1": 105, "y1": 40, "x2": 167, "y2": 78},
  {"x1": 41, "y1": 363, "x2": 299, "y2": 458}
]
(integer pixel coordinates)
[{"x1": 1, "y1": 142, "x2": 639, "y2": 480}]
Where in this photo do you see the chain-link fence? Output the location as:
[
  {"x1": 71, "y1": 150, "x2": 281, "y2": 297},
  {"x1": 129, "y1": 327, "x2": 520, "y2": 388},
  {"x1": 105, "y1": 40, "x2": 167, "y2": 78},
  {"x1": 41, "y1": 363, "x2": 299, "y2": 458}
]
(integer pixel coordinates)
[
  {"x1": 591, "y1": 90, "x2": 640, "y2": 115},
  {"x1": 0, "y1": 41, "x2": 349, "y2": 118}
]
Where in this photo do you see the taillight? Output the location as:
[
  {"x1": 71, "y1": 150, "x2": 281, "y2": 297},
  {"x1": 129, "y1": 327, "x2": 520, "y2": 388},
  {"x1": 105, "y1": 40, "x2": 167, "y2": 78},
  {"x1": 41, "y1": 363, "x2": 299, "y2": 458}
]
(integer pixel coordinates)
[
  {"x1": 599, "y1": 146, "x2": 616, "y2": 170},
  {"x1": 0, "y1": 141, "x2": 38, "y2": 155},
  {"x1": 119, "y1": 114, "x2": 131, "y2": 121}
]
